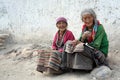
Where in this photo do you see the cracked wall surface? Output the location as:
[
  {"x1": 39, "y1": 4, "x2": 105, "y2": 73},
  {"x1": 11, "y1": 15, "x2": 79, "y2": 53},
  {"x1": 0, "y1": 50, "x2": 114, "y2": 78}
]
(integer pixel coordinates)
[{"x1": 0, "y1": 0, "x2": 120, "y2": 52}]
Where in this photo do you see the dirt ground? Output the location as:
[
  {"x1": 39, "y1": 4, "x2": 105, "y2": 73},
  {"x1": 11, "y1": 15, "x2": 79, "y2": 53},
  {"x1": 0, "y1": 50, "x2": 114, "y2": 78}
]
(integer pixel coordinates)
[{"x1": 0, "y1": 44, "x2": 120, "y2": 80}]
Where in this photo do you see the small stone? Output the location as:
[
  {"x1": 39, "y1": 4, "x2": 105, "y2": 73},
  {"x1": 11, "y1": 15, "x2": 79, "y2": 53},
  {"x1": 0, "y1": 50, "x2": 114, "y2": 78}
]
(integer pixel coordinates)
[
  {"x1": 0, "y1": 34, "x2": 9, "y2": 39},
  {"x1": 91, "y1": 66, "x2": 112, "y2": 80},
  {"x1": 0, "y1": 43, "x2": 4, "y2": 46},
  {"x1": 0, "y1": 46, "x2": 5, "y2": 49},
  {"x1": 20, "y1": 48, "x2": 33, "y2": 58},
  {"x1": 0, "y1": 39, "x2": 5, "y2": 43},
  {"x1": 10, "y1": 52, "x2": 18, "y2": 57},
  {"x1": 32, "y1": 51, "x2": 38, "y2": 57},
  {"x1": 30, "y1": 72, "x2": 35, "y2": 76}
]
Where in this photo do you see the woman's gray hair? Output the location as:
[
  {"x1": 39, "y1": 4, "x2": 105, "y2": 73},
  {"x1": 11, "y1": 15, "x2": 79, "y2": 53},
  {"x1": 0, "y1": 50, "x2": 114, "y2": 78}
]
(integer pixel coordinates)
[{"x1": 81, "y1": 8, "x2": 97, "y2": 20}]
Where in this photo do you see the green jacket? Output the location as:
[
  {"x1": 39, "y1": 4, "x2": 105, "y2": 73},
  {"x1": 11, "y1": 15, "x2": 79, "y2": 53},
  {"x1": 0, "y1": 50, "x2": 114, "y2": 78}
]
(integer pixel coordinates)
[{"x1": 79, "y1": 24, "x2": 109, "y2": 56}]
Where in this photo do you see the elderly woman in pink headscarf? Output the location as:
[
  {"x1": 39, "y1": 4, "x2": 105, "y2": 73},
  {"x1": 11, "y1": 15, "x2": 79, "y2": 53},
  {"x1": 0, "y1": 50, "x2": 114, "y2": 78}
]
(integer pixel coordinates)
[
  {"x1": 37, "y1": 17, "x2": 75, "y2": 74},
  {"x1": 52, "y1": 17, "x2": 75, "y2": 52}
]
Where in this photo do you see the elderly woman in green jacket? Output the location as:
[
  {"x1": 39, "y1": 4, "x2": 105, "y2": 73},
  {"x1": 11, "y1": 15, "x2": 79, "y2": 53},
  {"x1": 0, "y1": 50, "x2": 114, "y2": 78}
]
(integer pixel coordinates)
[
  {"x1": 74, "y1": 8, "x2": 109, "y2": 56},
  {"x1": 63, "y1": 8, "x2": 109, "y2": 71}
]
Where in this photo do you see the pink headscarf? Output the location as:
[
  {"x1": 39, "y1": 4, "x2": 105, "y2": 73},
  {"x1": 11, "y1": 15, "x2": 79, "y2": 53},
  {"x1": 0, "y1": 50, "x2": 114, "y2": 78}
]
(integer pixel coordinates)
[{"x1": 56, "y1": 17, "x2": 67, "y2": 24}]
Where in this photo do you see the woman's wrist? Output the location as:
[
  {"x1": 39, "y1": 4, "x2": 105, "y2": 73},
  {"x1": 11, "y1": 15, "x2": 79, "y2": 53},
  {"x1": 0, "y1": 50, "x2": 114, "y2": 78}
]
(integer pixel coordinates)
[{"x1": 76, "y1": 40, "x2": 81, "y2": 44}]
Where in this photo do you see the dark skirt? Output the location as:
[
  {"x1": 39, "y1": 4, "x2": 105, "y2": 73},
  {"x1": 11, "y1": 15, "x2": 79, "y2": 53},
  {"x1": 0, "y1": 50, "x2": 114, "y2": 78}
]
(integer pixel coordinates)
[{"x1": 61, "y1": 44, "x2": 106, "y2": 71}]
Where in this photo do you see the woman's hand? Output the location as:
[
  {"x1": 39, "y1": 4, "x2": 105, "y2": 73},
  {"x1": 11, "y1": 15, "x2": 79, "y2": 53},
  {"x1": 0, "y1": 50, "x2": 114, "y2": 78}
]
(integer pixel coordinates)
[
  {"x1": 71, "y1": 40, "x2": 81, "y2": 47},
  {"x1": 82, "y1": 31, "x2": 91, "y2": 38},
  {"x1": 81, "y1": 31, "x2": 91, "y2": 41},
  {"x1": 58, "y1": 48, "x2": 64, "y2": 52}
]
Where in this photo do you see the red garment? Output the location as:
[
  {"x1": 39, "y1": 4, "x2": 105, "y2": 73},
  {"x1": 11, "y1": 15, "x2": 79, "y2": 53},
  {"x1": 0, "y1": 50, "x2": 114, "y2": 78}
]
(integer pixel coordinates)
[{"x1": 52, "y1": 30, "x2": 75, "y2": 52}]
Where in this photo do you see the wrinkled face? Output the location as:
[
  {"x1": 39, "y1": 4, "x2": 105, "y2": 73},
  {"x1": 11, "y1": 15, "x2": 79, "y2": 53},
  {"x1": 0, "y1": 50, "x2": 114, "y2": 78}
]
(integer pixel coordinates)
[
  {"x1": 56, "y1": 21, "x2": 67, "y2": 31},
  {"x1": 82, "y1": 14, "x2": 94, "y2": 28}
]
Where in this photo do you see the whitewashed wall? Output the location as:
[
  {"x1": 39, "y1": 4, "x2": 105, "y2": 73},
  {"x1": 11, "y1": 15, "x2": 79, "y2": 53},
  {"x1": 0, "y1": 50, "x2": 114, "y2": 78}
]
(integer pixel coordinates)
[{"x1": 0, "y1": 0, "x2": 120, "y2": 51}]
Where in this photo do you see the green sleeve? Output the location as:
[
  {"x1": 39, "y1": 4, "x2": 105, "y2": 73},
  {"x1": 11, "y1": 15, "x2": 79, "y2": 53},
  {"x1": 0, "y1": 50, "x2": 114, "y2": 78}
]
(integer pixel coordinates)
[{"x1": 89, "y1": 25, "x2": 105, "y2": 49}]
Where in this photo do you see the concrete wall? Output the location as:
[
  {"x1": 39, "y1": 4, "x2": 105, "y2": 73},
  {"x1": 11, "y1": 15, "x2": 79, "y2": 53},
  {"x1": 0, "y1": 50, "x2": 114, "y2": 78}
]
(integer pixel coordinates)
[{"x1": 0, "y1": 0, "x2": 120, "y2": 52}]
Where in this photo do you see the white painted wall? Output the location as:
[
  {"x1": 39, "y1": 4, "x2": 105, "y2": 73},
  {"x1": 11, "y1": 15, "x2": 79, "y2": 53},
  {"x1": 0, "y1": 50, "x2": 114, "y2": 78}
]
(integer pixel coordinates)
[{"x1": 0, "y1": 0, "x2": 120, "y2": 51}]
